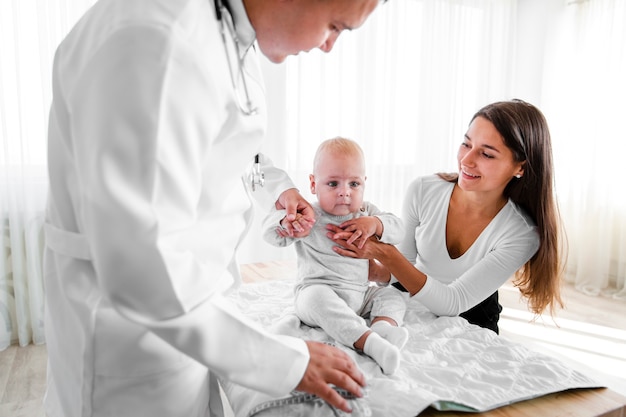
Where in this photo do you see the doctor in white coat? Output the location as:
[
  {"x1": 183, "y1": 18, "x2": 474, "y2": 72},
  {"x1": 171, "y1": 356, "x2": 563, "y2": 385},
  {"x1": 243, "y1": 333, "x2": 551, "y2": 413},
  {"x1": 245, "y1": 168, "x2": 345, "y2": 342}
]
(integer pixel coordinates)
[{"x1": 44, "y1": 0, "x2": 381, "y2": 416}]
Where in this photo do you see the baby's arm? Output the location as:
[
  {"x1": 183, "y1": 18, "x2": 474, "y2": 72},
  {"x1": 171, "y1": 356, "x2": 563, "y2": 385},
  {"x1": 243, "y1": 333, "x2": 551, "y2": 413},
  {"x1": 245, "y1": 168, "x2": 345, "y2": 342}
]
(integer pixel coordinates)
[
  {"x1": 261, "y1": 208, "x2": 294, "y2": 247},
  {"x1": 276, "y1": 213, "x2": 309, "y2": 239},
  {"x1": 262, "y1": 207, "x2": 313, "y2": 246}
]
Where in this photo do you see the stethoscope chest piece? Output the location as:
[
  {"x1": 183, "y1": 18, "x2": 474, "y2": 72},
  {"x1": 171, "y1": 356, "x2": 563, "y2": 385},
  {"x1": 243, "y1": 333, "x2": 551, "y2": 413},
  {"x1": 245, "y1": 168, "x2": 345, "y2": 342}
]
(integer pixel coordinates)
[{"x1": 251, "y1": 154, "x2": 264, "y2": 191}]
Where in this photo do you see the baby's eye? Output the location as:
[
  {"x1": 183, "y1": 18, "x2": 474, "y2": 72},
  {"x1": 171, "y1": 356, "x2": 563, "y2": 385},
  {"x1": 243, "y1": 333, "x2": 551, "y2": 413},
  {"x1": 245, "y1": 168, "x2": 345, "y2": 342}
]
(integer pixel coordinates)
[
  {"x1": 350, "y1": 181, "x2": 361, "y2": 188},
  {"x1": 327, "y1": 181, "x2": 338, "y2": 187}
]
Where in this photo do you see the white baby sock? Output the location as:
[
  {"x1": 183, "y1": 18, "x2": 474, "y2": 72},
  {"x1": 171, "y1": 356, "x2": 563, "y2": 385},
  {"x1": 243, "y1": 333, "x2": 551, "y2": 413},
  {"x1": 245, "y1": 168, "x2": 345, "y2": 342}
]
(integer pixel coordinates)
[
  {"x1": 363, "y1": 332, "x2": 400, "y2": 375},
  {"x1": 371, "y1": 320, "x2": 409, "y2": 350}
]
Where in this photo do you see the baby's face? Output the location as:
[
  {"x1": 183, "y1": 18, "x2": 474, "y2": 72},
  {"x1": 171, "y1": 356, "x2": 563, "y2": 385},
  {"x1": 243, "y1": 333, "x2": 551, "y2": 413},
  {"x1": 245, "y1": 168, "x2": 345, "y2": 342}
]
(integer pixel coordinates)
[{"x1": 310, "y1": 151, "x2": 366, "y2": 216}]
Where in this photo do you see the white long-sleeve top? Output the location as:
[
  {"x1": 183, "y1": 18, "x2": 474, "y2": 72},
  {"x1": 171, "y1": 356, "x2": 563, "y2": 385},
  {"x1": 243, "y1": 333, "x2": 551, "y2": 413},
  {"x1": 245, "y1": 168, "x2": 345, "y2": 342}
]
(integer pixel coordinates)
[
  {"x1": 44, "y1": 1, "x2": 307, "y2": 416},
  {"x1": 396, "y1": 175, "x2": 540, "y2": 316}
]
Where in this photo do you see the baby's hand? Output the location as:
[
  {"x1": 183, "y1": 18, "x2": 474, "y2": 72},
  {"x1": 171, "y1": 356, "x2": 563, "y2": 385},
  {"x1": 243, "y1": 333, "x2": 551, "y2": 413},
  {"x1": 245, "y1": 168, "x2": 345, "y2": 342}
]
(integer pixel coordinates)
[
  {"x1": 276, "y1": 213, "x2": 314, "y2": 238},
  {"x1": 337, "y1": 217, "x2": 382, "y2": 249}
]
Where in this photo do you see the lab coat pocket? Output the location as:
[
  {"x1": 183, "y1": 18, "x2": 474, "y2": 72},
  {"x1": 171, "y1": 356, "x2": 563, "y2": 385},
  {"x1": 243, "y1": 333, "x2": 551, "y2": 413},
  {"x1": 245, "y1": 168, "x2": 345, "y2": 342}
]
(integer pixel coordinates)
[
  {"x1": 94, "y1": 303, "x2": 190, "y2": 377},
  {"x1": 92, "y1": 358, "x2": 211, "y2": 417}
]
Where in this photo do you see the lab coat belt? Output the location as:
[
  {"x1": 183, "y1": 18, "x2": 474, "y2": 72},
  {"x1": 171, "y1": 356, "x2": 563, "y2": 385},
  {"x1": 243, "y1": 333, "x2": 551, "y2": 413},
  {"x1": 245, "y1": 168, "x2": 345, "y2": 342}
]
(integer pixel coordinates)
[{"x1": 44, "y1": 222, "x2": 92, "y2": 261}]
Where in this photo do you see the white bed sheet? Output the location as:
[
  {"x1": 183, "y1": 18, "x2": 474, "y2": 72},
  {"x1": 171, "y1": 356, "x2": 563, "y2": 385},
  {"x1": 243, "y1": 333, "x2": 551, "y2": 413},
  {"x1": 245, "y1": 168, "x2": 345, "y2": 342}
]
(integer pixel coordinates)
[{"x1": 220, "y1": 280, "x2": 600, "y2": 417}]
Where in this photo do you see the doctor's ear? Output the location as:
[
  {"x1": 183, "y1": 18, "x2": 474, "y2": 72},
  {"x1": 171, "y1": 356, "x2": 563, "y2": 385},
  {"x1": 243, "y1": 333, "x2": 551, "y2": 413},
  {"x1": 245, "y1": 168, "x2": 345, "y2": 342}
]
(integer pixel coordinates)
[{"x1": 309, "y1": 174, "x2": 316, "y2": 194}]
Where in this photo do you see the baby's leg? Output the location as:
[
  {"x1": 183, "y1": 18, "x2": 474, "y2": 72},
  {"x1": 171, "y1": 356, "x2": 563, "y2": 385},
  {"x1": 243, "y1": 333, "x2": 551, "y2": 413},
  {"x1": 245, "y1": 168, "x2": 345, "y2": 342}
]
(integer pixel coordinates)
[
  {"x1": 367, "y1": 287, "x2": 409, "y2": 350},
  {"x1": 370, "y1": 321, "x2": 409, "y2": 350},
  {"x1": 362, "y1": 332, "x2": 400, "y2": 375},
  {"x1": 295, "y1": 285, "x2": 399, "y2": 374},
  {"x1": 295, "y1": 284, "x2": 369, "y2": 347}
]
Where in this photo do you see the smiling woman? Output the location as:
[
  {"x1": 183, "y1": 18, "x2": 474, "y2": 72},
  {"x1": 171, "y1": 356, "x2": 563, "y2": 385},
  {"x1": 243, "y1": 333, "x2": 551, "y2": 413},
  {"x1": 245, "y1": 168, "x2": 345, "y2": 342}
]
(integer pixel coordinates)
[
  {"x1": 329, "y1": 100, "x2": 563, "y2": 334},
  {"x1": 271, "y1": 0, "x2": 626, "y2": 302}
]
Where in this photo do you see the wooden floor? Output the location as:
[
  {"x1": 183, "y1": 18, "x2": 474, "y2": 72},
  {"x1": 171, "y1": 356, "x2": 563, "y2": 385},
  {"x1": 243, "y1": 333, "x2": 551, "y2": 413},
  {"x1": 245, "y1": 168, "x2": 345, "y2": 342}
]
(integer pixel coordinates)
[
  {"x1": 0, "y1": 342, "x2": 47, "y2": 417},
  {"x1": 1, "y1": 259, "x2": 625, "y2": 417},
  {"x1": 498, "y1": 278, "x2": 626, "y2": 403}
]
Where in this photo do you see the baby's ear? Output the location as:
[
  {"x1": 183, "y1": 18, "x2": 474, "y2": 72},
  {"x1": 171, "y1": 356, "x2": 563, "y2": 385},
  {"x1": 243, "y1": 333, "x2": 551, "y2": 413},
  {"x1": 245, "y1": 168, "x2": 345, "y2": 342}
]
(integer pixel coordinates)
[{"x1": 309, "y1": 174, "x2": 316, "y2": 194}]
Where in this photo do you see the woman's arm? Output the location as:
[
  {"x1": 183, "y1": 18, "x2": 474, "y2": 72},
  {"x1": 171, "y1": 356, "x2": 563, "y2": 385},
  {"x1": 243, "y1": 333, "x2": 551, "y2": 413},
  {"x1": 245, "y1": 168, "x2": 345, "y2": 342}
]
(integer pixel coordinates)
[
  {"x1": 328, "y1": 226, "x2": 427, "y2": 295},
  {"x1": 368, "y1": 260, "x2": 391, "y2": 285},
  {"x1": 329, "y1": 211, "x2": 540, "y2": 316}
]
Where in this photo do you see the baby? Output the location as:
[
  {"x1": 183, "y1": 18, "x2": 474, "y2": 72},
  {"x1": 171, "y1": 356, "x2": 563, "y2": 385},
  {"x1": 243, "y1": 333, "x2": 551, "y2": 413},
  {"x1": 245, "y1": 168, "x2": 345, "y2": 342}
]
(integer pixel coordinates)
[{"x1": 263, "y1": 137, "x2": 408, "y2": 374}]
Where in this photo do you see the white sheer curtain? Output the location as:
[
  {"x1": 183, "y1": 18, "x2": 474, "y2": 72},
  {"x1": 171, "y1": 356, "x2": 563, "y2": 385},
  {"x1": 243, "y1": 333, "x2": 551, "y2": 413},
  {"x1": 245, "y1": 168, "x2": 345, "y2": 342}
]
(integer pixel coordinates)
[
  {"x1": 243, "y1": 0, "x2": 518, "y2": 263},
  {"x1": 542, "y1": 0, "x2": 626, "y2": 298},
  {"x1": 271, "y1": 0, "x2": 626, "y2": 301},
  {"x1": 244, "y1": 0, "x2": 519, "y2": 264},
  {"x1": 281, "y1": 0, "x2": 518, "y2": 216},
  {"x1": 2, "y1": 0, "x2": 623, "y2": 350},
  {"x1": 0, "y1": 0, "x2": 95, "y2": 349}
]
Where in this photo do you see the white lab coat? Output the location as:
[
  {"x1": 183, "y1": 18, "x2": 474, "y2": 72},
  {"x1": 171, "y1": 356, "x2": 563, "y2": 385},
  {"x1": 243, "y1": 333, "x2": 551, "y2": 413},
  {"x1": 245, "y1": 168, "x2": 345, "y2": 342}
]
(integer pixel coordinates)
[{"x1": 44, "y1": 0, "x2": 309, "y2": 416}]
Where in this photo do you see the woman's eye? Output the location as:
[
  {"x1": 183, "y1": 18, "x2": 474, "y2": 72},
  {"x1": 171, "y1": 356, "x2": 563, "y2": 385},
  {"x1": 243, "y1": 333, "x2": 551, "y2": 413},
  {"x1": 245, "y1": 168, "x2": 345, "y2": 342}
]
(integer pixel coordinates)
[{"x1": 482, "y1": 152, "x2": 495, "y2": 159}]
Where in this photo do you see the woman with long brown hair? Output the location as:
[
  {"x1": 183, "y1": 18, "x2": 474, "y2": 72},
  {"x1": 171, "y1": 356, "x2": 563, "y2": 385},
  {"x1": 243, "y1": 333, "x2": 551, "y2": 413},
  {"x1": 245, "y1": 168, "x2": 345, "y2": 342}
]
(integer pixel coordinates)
[{"x1": 329, "y1": 99, "x2": 564, "y2": 334}]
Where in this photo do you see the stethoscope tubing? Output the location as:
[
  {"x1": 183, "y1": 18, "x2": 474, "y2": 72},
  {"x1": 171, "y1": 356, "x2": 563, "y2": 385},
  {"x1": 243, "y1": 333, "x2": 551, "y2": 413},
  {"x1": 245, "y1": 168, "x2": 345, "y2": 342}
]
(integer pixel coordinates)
[{"x1": 214, "y1": 0, "x2": 264, "y2": 190}]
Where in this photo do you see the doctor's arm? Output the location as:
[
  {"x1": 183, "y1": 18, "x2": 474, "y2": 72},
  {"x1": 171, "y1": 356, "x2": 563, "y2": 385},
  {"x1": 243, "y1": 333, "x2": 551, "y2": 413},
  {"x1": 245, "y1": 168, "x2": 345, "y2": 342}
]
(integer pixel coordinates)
[{"x1": 74, "y1": 25, "x2": 362, "y2": 411}]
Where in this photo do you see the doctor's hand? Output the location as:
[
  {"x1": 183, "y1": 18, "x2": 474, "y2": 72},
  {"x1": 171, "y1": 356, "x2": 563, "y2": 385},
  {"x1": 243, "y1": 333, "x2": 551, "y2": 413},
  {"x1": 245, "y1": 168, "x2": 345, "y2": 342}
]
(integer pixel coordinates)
[
  {"x1": 297, "y1": 341, "x2": 366, "y2": 413},
  {"x1": 275, "y1": 188, "x2": 315, "y2": 238}
]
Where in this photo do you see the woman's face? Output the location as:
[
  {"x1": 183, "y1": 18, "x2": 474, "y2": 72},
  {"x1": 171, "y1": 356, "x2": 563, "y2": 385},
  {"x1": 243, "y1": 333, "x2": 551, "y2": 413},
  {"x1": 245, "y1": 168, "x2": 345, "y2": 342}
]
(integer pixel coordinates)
[
  {"x1": 457, "y1": 116, "x2": 525, "y2": 195},
  {"x1": 251, "y1": 0, "x2": 380, "y2": 63}
]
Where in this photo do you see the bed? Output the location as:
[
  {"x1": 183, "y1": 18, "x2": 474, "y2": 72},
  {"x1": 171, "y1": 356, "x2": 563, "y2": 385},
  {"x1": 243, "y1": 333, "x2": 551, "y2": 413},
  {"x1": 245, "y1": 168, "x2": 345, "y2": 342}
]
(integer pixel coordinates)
[{"x1": 219, "y1": 271, "x2": 604, "y2": 417}]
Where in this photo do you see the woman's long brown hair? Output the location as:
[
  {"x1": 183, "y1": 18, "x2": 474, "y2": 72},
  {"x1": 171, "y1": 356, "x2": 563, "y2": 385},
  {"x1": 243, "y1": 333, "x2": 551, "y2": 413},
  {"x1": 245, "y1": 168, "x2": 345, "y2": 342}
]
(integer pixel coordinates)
[{"x1": 439, "y1": 99, "x2": 565, "y2": 316}]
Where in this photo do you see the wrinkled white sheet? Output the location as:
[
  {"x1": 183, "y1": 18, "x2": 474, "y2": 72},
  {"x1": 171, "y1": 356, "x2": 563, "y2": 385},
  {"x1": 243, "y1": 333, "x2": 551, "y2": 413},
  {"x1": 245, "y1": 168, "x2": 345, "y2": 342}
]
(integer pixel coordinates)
[{"x1": 221, "y1": 280, "x2": 600, "y2": 417}]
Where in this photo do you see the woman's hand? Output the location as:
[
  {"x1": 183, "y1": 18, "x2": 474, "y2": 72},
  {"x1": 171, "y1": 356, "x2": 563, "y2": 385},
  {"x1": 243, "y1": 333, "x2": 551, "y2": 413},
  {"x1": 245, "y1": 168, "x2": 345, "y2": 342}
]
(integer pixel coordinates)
[
  {"x1": 327, "y1": 224, "x2": 392, "y2": 284},
  {"x1": 337, "y1": 216, "x2": 382, "y2": 249},
  {"x1": 329, "y1": 224, "x2": 426, "y2": 295},
  {"x1": 326, "y1": 223, "x2": 384, "y2": 260}
]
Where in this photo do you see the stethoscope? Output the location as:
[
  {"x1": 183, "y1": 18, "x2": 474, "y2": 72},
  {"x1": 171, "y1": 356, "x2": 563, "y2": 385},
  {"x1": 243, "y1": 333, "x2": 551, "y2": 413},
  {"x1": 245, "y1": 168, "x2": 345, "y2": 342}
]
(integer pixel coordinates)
[
  {"x1": 214, "y1": 0, "x2": 265, "y2": 190},
  {"x1": 214, "y1": 0, "x2": 258, "y2": 116}
]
